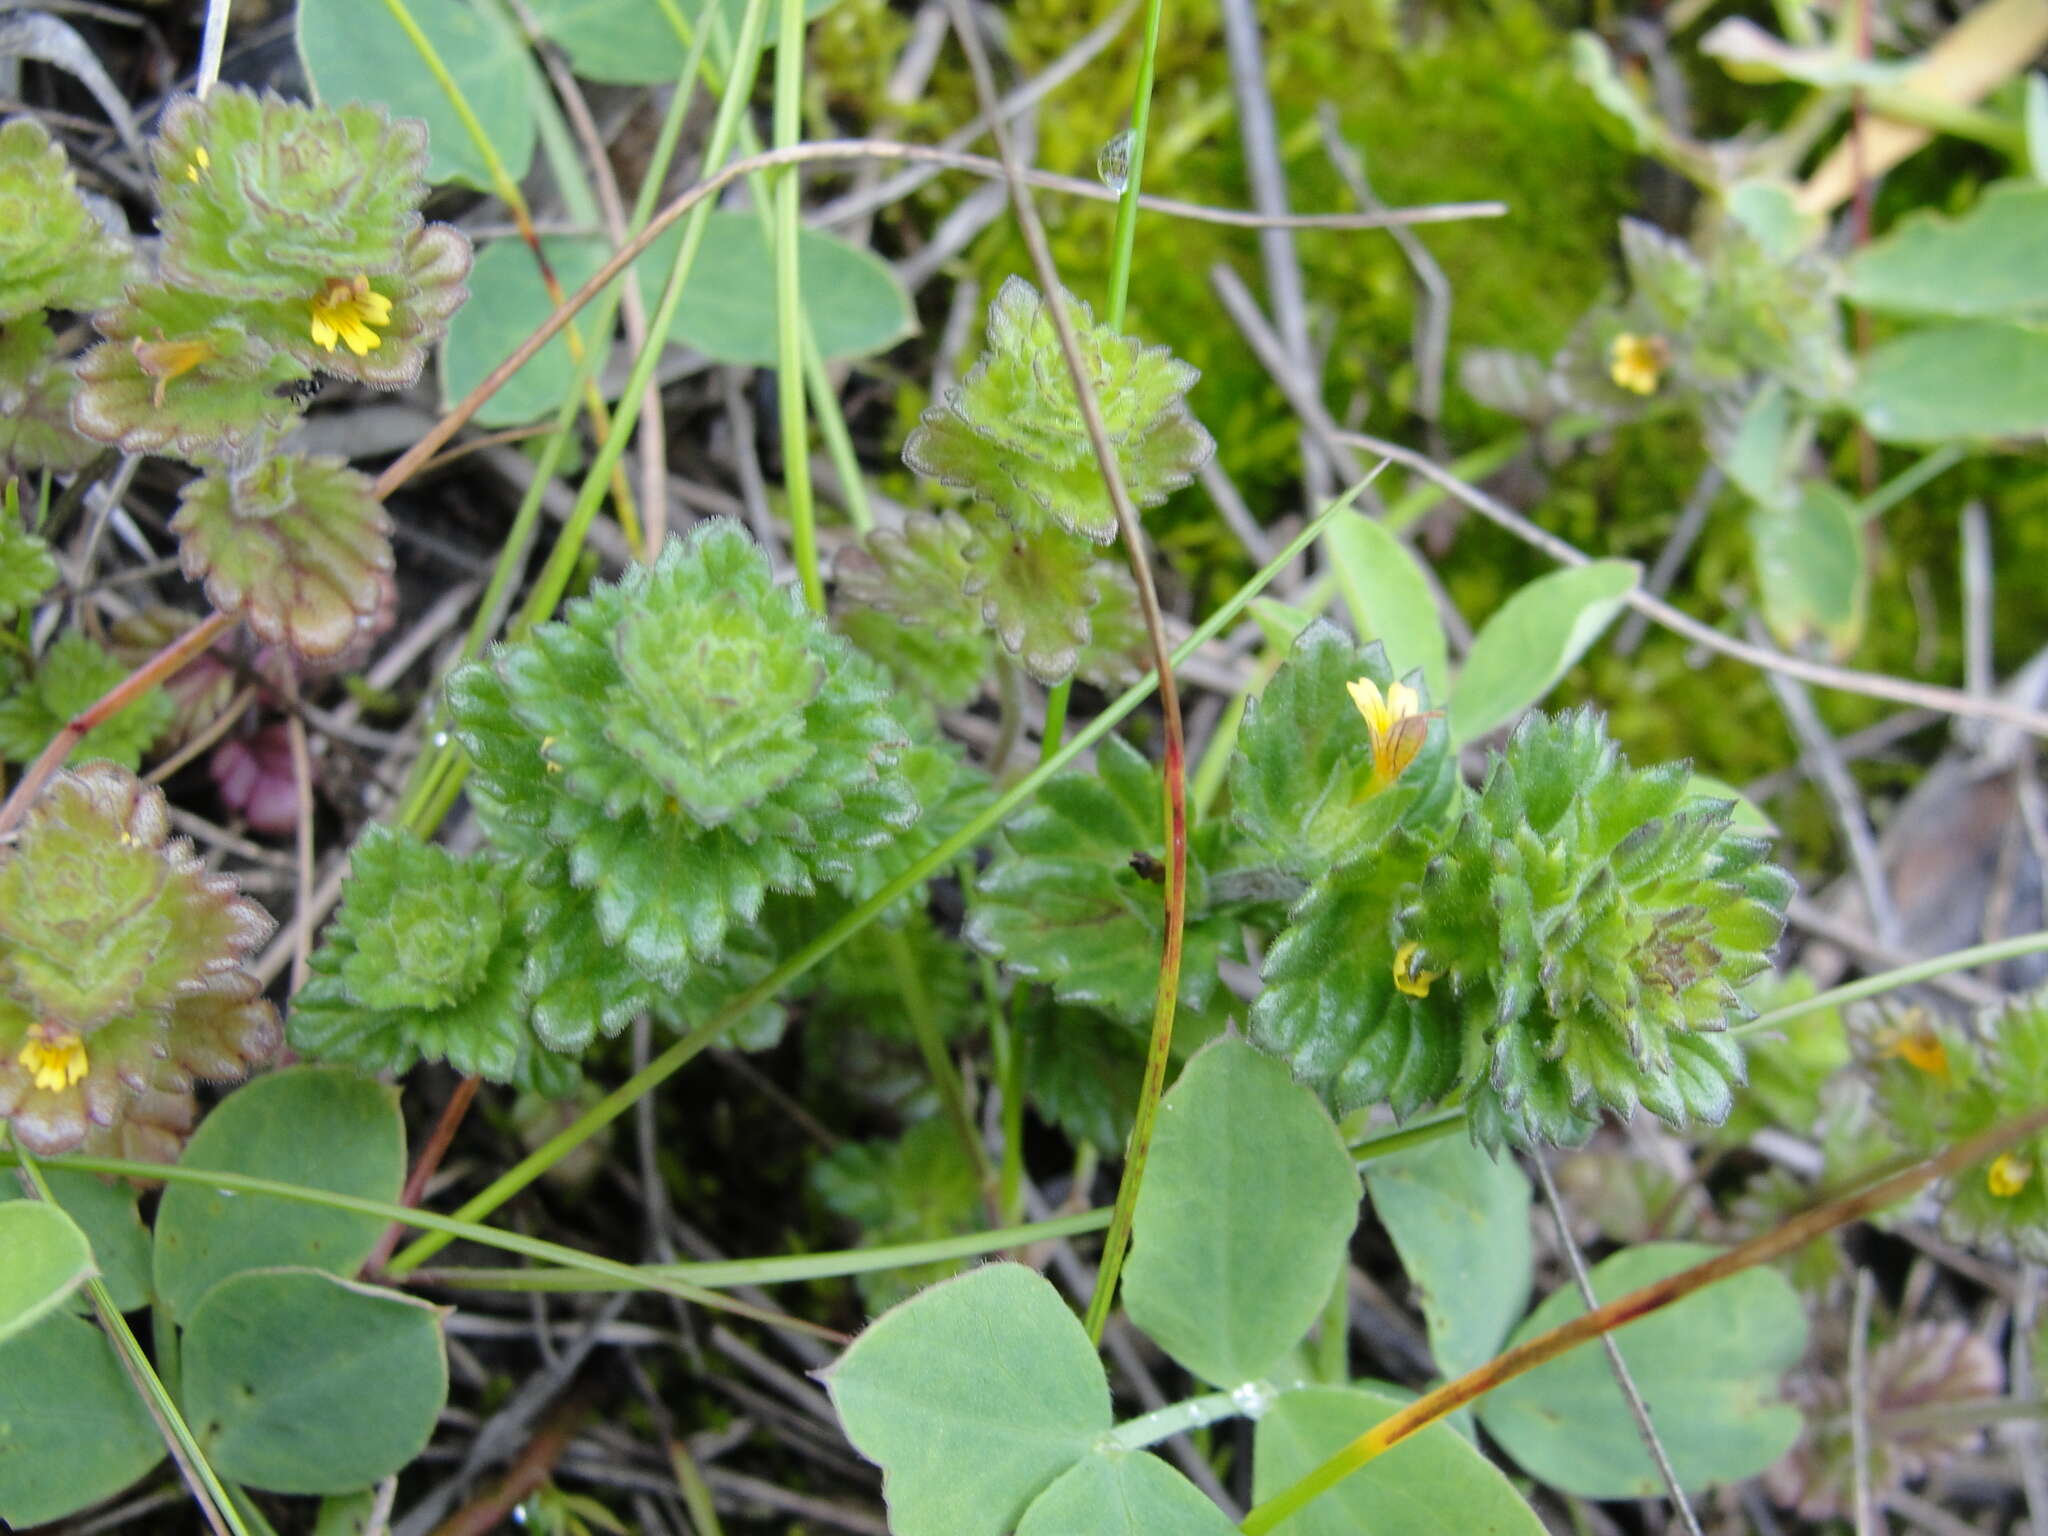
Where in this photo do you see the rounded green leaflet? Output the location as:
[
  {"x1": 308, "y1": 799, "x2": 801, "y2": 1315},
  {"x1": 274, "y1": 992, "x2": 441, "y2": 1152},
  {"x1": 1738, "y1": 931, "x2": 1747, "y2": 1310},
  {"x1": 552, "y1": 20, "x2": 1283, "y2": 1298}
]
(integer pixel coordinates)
[
  {"x1": 0, "y1": 1166, "x2": 151, "y2": 1312},
  {"x1": 153, "y1": 1065, "x2": 407, "y2": 1324},
  {"x1": 297, "y1": 0, "x2": 535, "y2": 191},
  {"x1": 1476, "y1": 1241, "x2": 1807, "y2": 1498},
  {"x1": 1121, "y1": 1038, "x2": 1362, "y2": 1389},
  {"x1": 0, "y1": 1202, "x2": 93, "y2": 1344},
  {"x1": 1251, "y1": 1385, "x2": 1548, "y2": 1535},
  {"x1": 1322, "y1": 510, "x2": 1449, "y2": 705},
  {"x1": 1017, "y1": 1450, "x2": 1239, "y2": 1535},
  {"x1": 1363, "y1": 1134, "x2": 1531, "y2": 1380},
  {"x1": 0, "y1": 1313, "x2": 165, "y2": 1526},
  {"x1": 521, "y1": 0, "x2": 840, "y2": 82},
  {"x1": 823, "y1": 1262, "x2": 1112, "y2": 1536},
  {"x1": 1853, "y1": 321, "x2": 2048, "y2": 443},
  {"x1": 1447, "y1": 559, "x2": 1638, "y2": 744},
  {"x1": 438, "y1": 234, "x2": 610, "y2": 426},
  {"x1": 1846, "y1": 180, "x2": 2048, "y2": 320},
  {"x1": 645, "y1": 213, "x2": 915, "y2": 367},
  {"x1": 181, "y1": 1267, "x2": 447, "y2": 1495},
  {"x1": 1749, "y1": 481, "x2": 1866, "y2": 655}
]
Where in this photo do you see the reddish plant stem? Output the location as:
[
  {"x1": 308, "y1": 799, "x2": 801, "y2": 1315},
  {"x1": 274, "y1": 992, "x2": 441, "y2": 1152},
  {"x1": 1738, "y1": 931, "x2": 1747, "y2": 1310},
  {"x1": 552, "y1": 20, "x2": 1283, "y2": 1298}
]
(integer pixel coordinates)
[
  {"x1": 0, "y1": 609, "x2": 233, "y2": 837},
  {"x1": 364, "y1": 1073, "x2": 483, "y2": 1276},
  {"x1": 1241, "y1": 1104, "x2": 2048, "y2": 1532},
  {"x1": 428, "y1": 1396, "x2": 587, "y2": 1536}
]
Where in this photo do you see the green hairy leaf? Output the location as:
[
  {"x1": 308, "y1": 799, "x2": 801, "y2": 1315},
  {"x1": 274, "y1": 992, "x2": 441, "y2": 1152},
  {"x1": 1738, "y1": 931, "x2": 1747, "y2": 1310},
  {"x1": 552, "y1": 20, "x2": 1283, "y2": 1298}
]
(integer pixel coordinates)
[
  {"x1": 1847, "y1": 180, "x2": 2048, "y2": 320},
  {"x1": 1401, "y1": 711, "x2": 1792, "y2": 1149},
  {"x1": 0, "y1": 765, "x2": 278, "y2": 1160},
  {"x1": 904, "y1": 275, "x2": 1214, "y2": 546},
  {"x1": 967, "y1": 734, "x2": 1241, "y2": 1027},
  {"x1": 0, "y1": 508, "x2": 58, "y2": 622},
  {"x1": 1228, "y1": 620, "x2": 1457, "y2": 881},
  {"x1": 451, "y1": 520, "x2": 923, "y2": 1033},
  {"x1": 0, "y1": 116, "x2": 133, "y2": 321},
  {"x1": 0, "y1": 631, "x2": 173, "y2": 770},
  {"x1": 291, "y1": 826, "x2": 579, "y2": 1091},
  {"x1": 173, "y1": 452, "x2": 396, "y2": 659},
  {"x1": 0, "y1": 315, "x2": 99, "y2": 475}
]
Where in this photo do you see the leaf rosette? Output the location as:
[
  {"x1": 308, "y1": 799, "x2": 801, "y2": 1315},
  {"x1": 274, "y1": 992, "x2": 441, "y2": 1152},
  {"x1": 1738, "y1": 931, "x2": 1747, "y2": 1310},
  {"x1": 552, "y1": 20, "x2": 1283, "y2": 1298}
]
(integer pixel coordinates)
[
  {"x1": 903, "y1": 276, "x2": 1215, "y2": 546},
  {"x1": 146, "y1": 88, "x2": 471, "y2": 390},
  {"x1": 290, "y1": 827, "x2": 578, "y2": 1094},
  {"x1": 0, "y1": 763, "x2": 279, "y2": 1158},
  {"x1": 451, "y1": 521, "x2": 920, "y2": 1007},
  {"x1": 1398, "y1": 710, "x2": 1791, "y2": 1148}
]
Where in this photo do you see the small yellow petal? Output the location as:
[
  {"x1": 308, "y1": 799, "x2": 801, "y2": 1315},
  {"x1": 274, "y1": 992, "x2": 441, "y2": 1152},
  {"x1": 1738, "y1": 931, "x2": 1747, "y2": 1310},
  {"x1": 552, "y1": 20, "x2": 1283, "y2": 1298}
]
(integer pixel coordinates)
[
  {"x1": 1385, "y1": 681, "x2": 1421, "y2": 721},
  {"x1": 1989, "y1": 1153, "x2": 2032, "y2": 1199},
  {"x1": 1347, "y1": 677, "x2": 1392, "y2": 737},
  {"x1": 310, "y1": 314, "x2": 339, "y2": 352},
  {"x1": 17, "y1": 1031, "x2": 89, "y2": 1093},
  {"x1": 1393, "y1": 941, "x2": 1440, "y2": 1000},
  {"x1": 1608, "y1": 332, "x2": 1667, "y2": 396}
]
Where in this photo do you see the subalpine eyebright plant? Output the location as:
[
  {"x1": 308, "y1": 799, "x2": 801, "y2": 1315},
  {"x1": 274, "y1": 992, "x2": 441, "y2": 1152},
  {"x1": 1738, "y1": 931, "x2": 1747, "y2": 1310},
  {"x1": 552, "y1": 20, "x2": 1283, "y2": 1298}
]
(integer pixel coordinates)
[
  {"x1": 54, "y1": 85, "x2": 469, "y2": 662},
  {"x1": 443, "y1": 519, "x2": 933, "y2": 1052},
  {"x1": 1247, "y1": 630, "x2": 1791, "y2": 1149},
  {"x1": 838, "y1": 276, "x2": 1211, "y2": 686},
  {"x1": 0, "y1": 763, "x2": 278, "y2": 1158}
]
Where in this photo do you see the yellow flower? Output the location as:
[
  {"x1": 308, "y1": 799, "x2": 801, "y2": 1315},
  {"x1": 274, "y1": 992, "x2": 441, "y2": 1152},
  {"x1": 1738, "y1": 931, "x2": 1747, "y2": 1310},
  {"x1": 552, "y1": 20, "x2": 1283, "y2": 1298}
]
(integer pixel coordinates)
[
  {"x1": 184, "y1": 144, "x2": 211, "y2": 182},
  {"x1": 1393, "y1": 941, "x2": 1440, "y2": 1000},
  {"x1": 1345, "y1": 676, "x2": 1429, "y2": 790},
  {"x1": 309, "y1": 275, "x2": 393, "y2": 357},
  {"x1": 16, "y1": 1029, "x2": 88, "y2": 1092},
  {"x1": 1989, "y1": 1152, "x2": 2032, "y2": 1199},
  {"x1": 1607, "y1": 332, "x2": 1668, "y2": 396},
  {"x1": 132, "y1": 332, "x2": 215, "y2": 409},
  {"x1": 1876, "y1": 1012, "x2": 1950, "y2": 1082}
]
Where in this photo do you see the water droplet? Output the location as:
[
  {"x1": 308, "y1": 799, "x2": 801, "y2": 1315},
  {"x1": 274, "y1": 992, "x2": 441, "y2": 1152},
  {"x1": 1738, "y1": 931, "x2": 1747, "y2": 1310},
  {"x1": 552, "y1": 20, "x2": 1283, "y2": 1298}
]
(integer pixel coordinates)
[
  {"x1": 1097, "y1": 130, "x2": 1132, "y2": 194},
  {"x1": 217, "y1": 1188, "x2": 238, "y2": 1199},
  {"x1": 432, "y1": 731, "x2": 450, "y2": 748},
  {"x1": 1231, "y1": 1381, "x2": 1277, "y2": 1420}
]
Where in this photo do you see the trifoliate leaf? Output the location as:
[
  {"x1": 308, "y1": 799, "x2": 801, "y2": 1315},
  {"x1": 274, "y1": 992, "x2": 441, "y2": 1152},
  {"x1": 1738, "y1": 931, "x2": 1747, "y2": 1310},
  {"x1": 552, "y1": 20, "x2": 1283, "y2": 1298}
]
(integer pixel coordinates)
[
  {"x1": 903, "y1": 276, "x2": 1213, "y2": 545},
  {"x1": 0, "y1": 764, "x2": 278, "y2": 1157},
  {"x1": 172, "y1": 453, "x2": 396, "y2": 660},
  {"x1": 1228, "y1": 620, "x2": 1457, "y2": 881},
  {"x1": 966, "y1": 734, "x2": 1240, "y2": 1027},
  {"x1": 0, "y1": 117, "x2": 132, "y2": 321},
  {"x1": 0, "y1": 631, "x2": 173, "y2": 770}
]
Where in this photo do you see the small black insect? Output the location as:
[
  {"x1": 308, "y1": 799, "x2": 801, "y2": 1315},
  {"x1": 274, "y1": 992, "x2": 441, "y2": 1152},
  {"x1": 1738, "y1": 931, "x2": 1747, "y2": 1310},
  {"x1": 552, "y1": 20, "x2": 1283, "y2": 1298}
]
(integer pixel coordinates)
[
  {"x1": 1128, "y1": 850, "x2": 1165, "y2": 884},
  {"x1": 274, "y1": 376, "x2": 325, "y2": 407}
]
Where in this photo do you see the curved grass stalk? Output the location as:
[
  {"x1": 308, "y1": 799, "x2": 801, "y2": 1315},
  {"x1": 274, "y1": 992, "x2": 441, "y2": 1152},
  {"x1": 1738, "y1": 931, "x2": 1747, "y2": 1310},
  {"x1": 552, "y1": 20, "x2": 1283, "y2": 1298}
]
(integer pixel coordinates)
[
  {"x1": 375, "y1": 0, "x2": 642, "y2": 549},
  {"x1": 382, "y1": 469, "x2": 1387, "y2": 1276},
  {"x1": 773, "y1": 0, "x2": 820, "y2": 610},
  {"x1": 7, "y1": 1151, "x2": 836, "y2": 1339},
  {"x1": 13, "y1": 1152, "x2": 248, "y2": 1536},
  {"x1": 1239, "y1": 1103, "x2": 2048, "y2": 1533}
]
